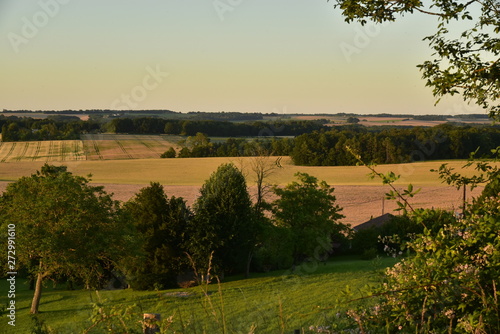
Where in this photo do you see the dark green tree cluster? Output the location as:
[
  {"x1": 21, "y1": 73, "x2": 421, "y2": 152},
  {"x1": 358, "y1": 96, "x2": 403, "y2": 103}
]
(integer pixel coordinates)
[
  {"x1": 109, "y1": 117, "x2": 326, "y2": 136},
  {"x1": 348, "y1": 160, "x2": 500, "y2": 333},
  {"x1": 271, "y1": 173, "x2": 347, "y2": 265},
  {"x1": 165, "y1": 133, "x2": 294, "y2": 158},
  {"x1": 0, "y1": 163, "x2": 348, "y2": 315},
  {"x1": 123, "y1": 183, "x2": 192, "y2": 290},
  {"x1": 106, "y1": 117, "x2": 166, "y2": 134},
  {"x1": 0, "y1": 165, "x2": 136, "y2": 314},
  {"x1": 291, "y1": 124, "x2": 500, "y2": 166},
  {"x1": 186, "y1": 164, "x2": 257, "y2": 275},
  {"x1": 186, "y1": 111, "x2": 264, "y2": 121},
  {"x1": 0, "y1": 116, "x2": 101, "y2": 142}
]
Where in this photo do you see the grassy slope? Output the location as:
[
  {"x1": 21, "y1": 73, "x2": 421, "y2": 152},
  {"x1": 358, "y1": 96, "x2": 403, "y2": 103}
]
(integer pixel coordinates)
[
  {"x1": 0, "y1": 157, "x2": 478, "y2": 186},
  {"x1": 1, "y1": 257, "x2": 396, "y2": 333}
]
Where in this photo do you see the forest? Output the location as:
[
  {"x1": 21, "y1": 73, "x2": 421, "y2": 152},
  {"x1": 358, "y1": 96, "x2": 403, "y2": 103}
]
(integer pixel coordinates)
[{"x1": 290, "y1": 124, "x2": 500, "y2": 165}]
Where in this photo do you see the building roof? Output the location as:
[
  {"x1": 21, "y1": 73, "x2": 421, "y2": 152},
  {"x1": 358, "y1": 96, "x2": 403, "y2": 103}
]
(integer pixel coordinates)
[{"x1": 354, "y1": 213, "x2": 394, "y2": 231}]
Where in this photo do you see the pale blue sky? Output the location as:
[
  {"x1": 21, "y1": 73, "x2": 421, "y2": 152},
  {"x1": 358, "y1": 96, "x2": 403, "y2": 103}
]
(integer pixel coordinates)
[{"x1": 0, "y1": 0, "x2": 481, "y2": 115}]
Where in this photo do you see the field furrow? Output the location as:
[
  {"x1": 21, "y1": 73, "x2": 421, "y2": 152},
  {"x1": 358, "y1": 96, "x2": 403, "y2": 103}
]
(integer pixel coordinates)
[
  {"x1": 1, "y1": 142, "x2": 16, "y2": 162},
  {"x1": 133, "y1": 135, "x2": 157, "y2": 154},
  {"x1": 0, "y1": 135, "x2": 179, "y2": 162},
  {"x1": 115, "y1": 139, "x2": 134, "y2": 159},
  {"x1": 0, "y1": 140, "x2": 86, "y2": 162},
  {"x1": 33, "y1": 141, "x2": 42, "y2": 161},
  {"x1": 14, "y1": 142, "x2": 30, "y2": 161},
  {"x1": 93, "y1": 139, "x2": 103, "y2": 160},
  {"x1": 60, "y1": 141, "x2": 66, "y2": 162}
]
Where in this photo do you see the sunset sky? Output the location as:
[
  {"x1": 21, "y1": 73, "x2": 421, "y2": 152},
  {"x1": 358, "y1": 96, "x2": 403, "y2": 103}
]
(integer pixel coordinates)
[{"x1": 0, "y1": 0, "x2": 482, "y2": 115}]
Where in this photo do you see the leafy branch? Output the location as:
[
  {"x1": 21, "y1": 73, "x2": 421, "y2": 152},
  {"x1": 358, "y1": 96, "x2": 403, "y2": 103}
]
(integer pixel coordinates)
[{"x1": 346, "y1": 146, "x2": 420, "y2": 214}]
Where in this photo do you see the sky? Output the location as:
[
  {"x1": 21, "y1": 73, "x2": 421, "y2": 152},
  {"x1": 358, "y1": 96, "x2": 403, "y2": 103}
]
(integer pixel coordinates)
[{"x1": 0, "y1": 0, "x2": 483, "y2": 115}]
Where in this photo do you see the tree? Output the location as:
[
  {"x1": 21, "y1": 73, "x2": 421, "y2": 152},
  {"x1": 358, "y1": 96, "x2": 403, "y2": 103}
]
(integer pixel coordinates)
[
  {"x1": 271, "y1": 172, "x2": 347, "y2": 265},
  {"x1": 331, "y1": 0, "x2": 500, "y2": 118},
  {"x1": 357, "y1": 193, "x2": 500, "y2": 332},
  {"x1": 245, "y1": 145, "x2": 281, "y2": 213},
  {"x1": 187, "y1": 163, "x2": 256, "y2": 275},
  {"x1": 0, "y1": 164, "x2": 135, "y2": 314},
  {"x1": 342, "y1": 155, "x2": 500, "y2": 332},
  {"x1": 123, "y1": 182, "x2": 191, "y2": 289},
  {"x1": 160, "y1": 147, "x2": 177, "y2": 158},
  {"x1": 346, "y1": 116, "x2": 360, "y2": 124}
]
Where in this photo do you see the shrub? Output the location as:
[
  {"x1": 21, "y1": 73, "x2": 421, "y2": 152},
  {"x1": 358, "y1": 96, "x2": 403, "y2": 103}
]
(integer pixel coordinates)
[
  {"x1": 160, "y1": 147, "x2": 176, "y2": 158},
  {"x1": 347, "y1": 167, "x2": 500, "y2": 332}
]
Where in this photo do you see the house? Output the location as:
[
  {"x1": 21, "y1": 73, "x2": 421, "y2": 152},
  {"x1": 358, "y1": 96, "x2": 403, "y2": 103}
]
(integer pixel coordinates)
[{"x1": 354, "y1": 213, "x2": 394, "y2": 232}]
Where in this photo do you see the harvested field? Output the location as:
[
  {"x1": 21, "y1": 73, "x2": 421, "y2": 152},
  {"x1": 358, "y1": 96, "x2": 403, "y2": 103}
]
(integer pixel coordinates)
[
  {"x1": 0, "y1": 181, "x2": 482, "y2": 227},
  {"x1": 0, "y1": 140, "x2": 85, "y2": 162},
  {"x1": 0, "y1": 157, "x2": 487, "y2": 186},
  {"x1": 90, "y1": 183, "x2": 483, "y2": 227},
  {"x1": 0, "y1": 157, "x2": 489, "y2": 227},
  {"x1": 81, "y1": 134, "x2": 179, "y2": 160}
]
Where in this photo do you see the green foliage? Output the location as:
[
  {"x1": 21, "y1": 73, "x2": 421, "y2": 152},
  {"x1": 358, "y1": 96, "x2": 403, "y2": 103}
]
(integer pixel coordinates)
[
  {"x1": 253, "y1": 224, "x2": 295, "y2": 271},
  {"x1": 1, "y1": 257, "x2": 396, "y2": 333},
  {"x1": 292, "y1": 124, "x2": 500, "y2": 166},
  {"x1": 0, "y1": 116, "x2": 101, "y2": 142},
  {"x1": 346, "y1": 157, "x2": 500, "y2": 333},
  {"x1": 331, "y1": 0, "x2": 500, "y2": 118},
  {"x1": 272, "y1": 172, "x2": 348, "y2": 264},
  {"x1": 160, "y1": 147, "x2": 177, "y2": 158},
  {"x1": 30, "y1": 315, "x2": 54, "y2": 334},
  {"x1": 0, "y1": 164, "x2": 137, "y2": 313},
  {"x1": 175, "y1": 136, "x2": 294, "y2": 158},
  {"x1": 123, "y1": 182, "x2": 192, "y2": 290},
  {"x1": 187, "y1": 163, "x2": 256, "y2": 275}
]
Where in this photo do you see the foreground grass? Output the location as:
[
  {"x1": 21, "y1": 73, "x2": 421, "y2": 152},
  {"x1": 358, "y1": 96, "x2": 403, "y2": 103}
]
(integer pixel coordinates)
[{"x1": 1, "y1": 256, "x2": 396, "y2": 333}]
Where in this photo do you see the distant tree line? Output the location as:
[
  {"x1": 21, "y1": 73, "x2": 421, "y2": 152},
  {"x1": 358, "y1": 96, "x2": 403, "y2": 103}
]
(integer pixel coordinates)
[
  {"x1": 2, "y1": 109, "x2": 178, "y2": 115},
  {"x1": 0, "y1": 115, "x2": 101, "y2": 142},
  {"x1": 162, "y1": 133, "x2": 294, "y2": 158},
  {"x1": 291, "y1": 124, "x2": 500, "y2": 166},
  {"x1": 108, "y1": 117, "x2": 326, "y2": 136},
  {"x1": 186, "y1": 111, "x2": 264, "y2": 121}
]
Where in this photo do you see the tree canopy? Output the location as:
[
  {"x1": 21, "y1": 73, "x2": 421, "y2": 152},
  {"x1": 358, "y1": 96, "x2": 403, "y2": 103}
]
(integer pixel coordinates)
[
  {"x1": 123, "y1": 182, "x2": 192, "y2": 290},
  {"x1": 0, "y1": 164, "x2": 135, "y2": 313},
  {"x1": 187, "y1": 163, "x2": 256, "y2": 275},
  {"x1": 272, "y1": 172, "x2": 347, "y2": 264},
  {"x1": 331, "y1": 0, "x2": 500, "y2": 118}
]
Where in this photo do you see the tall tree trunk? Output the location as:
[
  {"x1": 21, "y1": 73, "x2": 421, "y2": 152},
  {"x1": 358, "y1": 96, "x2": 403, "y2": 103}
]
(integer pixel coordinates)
[
  {"x1": 30, "y1": 268, "x2": 44, "y2": 314},
  {"x1": 245, "y1": 251, "x2": 253, "y2": 278}
]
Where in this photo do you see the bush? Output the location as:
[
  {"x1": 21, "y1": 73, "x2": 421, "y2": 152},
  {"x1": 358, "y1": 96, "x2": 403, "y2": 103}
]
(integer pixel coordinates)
[
  {"x1": 253, "y1": 225, "x2": 294, "y2": 272},
  {"x1": 160, "y1": 147, "x2": 176, "y2": 158},
  {"x1": 368, "y1": 199, "x2": 500, "y2": 332},
  {"x1": 360, "y1": 247, "x2": 378, "y2": 260},
  {"x1": 348, "y1": 199, "x2": 500, "y2": 332}
]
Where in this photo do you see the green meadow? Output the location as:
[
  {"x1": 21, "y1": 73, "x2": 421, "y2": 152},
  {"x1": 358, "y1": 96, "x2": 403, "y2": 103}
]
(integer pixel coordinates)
[{"x1": 1, "y1": 257, "x2": 396, "y2": 333}]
